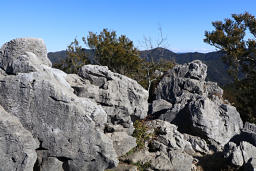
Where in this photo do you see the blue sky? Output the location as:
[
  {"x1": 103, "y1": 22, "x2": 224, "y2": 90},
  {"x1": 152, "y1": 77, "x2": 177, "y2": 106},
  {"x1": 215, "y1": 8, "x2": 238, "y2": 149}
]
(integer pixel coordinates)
[{"x1": 1, "y1": 0, "x2": 256, "y2": 52}]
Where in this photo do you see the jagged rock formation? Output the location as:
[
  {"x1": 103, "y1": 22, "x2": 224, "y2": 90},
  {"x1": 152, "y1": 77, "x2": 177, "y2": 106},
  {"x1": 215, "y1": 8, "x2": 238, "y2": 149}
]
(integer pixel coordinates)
[
  {"x1": 0, "y1": 38, "x2": 51, "y2": 74},
  {"x1": 121, "y1": 119, "x2": 211, "y2": 171},
  {"x1": 223, "y1": 122, "x2": 256, "y2": 168},
  {"x1": 153, "y1": 60, "x2": 243, "y2": 147},
  {"x1": 66, "y1": 65, "x2": 148, "y2": 156},
  {"x1": 0, "y1": 38, "x2": 119, "y2": 171},
  {"x1": 0, "y1": 38, "x2": 255, "y2": 171},
  {"x1": 77, "y1": 65, "x2": 148, "y2": 130}
]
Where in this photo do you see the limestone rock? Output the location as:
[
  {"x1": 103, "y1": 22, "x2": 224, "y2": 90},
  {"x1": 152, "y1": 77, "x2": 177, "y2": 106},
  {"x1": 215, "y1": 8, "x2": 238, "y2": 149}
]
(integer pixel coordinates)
[
  {"x1": 149, "y1": 99, "x2": 172, "y2": 115},
  {"x1": 123, "y1": 120, "x2": 197, "y2": 171},
  {"x1": 0, "y1": 105, "x2": 38, "y2": 171},
  {"x1": 244, "y1": 158, "x2": 256, "y2": 171},
  {"x1": 0, "y1": 39, "x2": 118, "y2": 170},
  {"x1": 240, "y1": 141, "x2": 256, "y2": 164},
  {"x1": 109, "y1": 163, "x2": 138, "y2": 171},
  {"x1": 168, "y1": 149, "x2": 194, "y2": 171},
  {"x1": 224, "y1": 142, "x2": 244, "y2": 167},
  {"x1": 188, "y1": 97, "x2": 242, "y2": 146},
  {"x1": 183, "y1": 133, "x2": 210, "y2": 155},
  {"x1": 224, "y1": 141, "x2": 256, "y2": 167},
  {"x1": 34, "y1": 153, "x2": 64, "y2": 171},
  {"x1": 0, "y1": 38, "x2": 51, "y2": 74},
  {"x1": 154, "y1": 60, "x2": 243, "y2": 146},
  {"x1": 106, "y1": 132, "x2": 137, "y2": 157},
  {"x1": 76, "y1": 65, "x2": 148, "y2": 128},
  {"x1": 66, "y1": 65, "x2": 149, "y2": 156}
]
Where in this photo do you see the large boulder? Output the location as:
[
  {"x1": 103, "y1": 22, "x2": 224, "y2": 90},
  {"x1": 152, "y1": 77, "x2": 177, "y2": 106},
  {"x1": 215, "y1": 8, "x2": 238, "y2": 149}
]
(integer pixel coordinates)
[
  {"x1": 0, "y1": 105, "x2": 38, "y2": 171},
  {"x1": 76, "y1": 65, "x2": 148, "y2": 128},
  {"x1": 153, "y1": 60, "x2": 243, "y2": 147},
  {"x1": 224, "y1": 141, "x2": 256, "y2": 169},
  {"x1": 66, "y1": 65, "x2": 148, "y2": 156},
  {"x1": 0, "y1": 38, "x2": 118, "y2": 170},
  {"x1": 0, "y1": 38, "x2": 52, "y2": 74}
]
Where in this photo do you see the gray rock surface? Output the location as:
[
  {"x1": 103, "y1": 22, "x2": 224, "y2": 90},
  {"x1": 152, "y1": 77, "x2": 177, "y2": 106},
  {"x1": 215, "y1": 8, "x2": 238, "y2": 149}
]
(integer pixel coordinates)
[
  {"x1": 106, "y1": 132, "x2": 137, "y2": 157},
  {"x1": 224, "y1": 142, "x2": 244, "y2": 166},
  {"x1": 225, "y1": 141, "x2": 256, "y2": 167},
  {"x1": 123, "y1": 120, "x2": 204, "y2": 171},
  {"x1": 154, "y1": 60, "x2": 243, "y2": 146},
  {"x1": 0, "y1": 38, "x2": 51, "y2": 74},
  {"x1": 183, "y1": 133, "x2": 210, "y2": 156},
  {"x1": 149, "y1": 99, "x2": 172, "y2": 115},
  {"x1": 66, "y1": 65, "x2": 148, "y2": 156},
  {"x1": 36, "y1": 151, "x2": 64, "y2": 171},
  {"x1": 41, "y1": 157, "x2": 64, "y2": 171},
  {"x1": 109, "y1": 163, "x2": 138, "y2": 171},
  {"x1": 0, "y1": 38, "x2": 118, "y2": 170},
  {"x1": 244, "y1": 158, "x2": 256, "y2": 171},
  {"x1": 0, "y1": 105, "x2": 38, "y2": 171},
  {"x1": 75, "y1": 65, "x2": 148, "y2": 129}
]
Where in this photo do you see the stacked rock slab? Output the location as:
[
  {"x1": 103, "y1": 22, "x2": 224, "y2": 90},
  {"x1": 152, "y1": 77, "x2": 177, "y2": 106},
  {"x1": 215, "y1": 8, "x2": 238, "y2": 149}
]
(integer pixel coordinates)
[
  {"x1": 66, "y1": 65, "x2": 149, "y2": 156},
  {"x1": 0, "y1": 38, "x2": 118, "y2": 170},
  {"x1": 153, "y1": 60, "x2": 243, "y2": 147}
]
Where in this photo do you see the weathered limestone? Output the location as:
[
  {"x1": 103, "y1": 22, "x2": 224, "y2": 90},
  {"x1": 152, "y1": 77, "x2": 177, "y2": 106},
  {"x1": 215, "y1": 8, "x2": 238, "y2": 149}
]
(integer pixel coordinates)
[
  {"x1": 0, "y1": 38, "x2": 118, "y2": 171},
  {"x1": 76, "y1": 65, "x2": 148, "y2": 129},
  {"x1": 122, "y1": 120, "x2": 211, "y2": 171},
  {"x1": 106, "y1": 132, "x2": 137, "y2": 157},
  {"x1": 0, "y1": 38, "x2": 51, "y2": 74},
  {"x1": 66, "y1": 65, "x2": 149, "y2": 157},
  {"x1": 0, "y1": 105, "x2": 38, "y2": 171},
  {"x1": 153, "y1": 60, "x2": 243, "y2": 146},
  {"x1": 225, "y1": 141, "x2": 256, "y2": 169}
]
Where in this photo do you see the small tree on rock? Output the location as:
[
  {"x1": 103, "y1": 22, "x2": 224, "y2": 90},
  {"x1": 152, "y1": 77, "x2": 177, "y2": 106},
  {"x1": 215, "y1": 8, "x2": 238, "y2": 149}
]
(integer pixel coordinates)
[
  {"x1": 204, "y1": 12, "x2": 256, "y2": 123},
  {"x1": 86, "y1": 28, "x2": 142, "y2": 78}
]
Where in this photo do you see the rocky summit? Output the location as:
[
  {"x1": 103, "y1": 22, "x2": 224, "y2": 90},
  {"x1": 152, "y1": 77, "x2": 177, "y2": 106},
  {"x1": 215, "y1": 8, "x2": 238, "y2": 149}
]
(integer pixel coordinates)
[{"x1": 0, "y1": 38, "x2": 255, "y2": 171}]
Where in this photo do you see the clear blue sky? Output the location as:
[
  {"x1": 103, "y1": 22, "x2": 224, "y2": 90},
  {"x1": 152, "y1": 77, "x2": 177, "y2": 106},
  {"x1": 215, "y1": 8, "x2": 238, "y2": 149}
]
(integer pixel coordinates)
[{"x1": 1, "y1": 0, "x2": 256, "y2": 52}]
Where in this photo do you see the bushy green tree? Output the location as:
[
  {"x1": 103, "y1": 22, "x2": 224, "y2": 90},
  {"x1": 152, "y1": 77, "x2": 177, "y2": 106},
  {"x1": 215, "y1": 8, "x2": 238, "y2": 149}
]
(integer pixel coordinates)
[
  {"x1": 204, "y1": 12, "x2": 256, "y2": 79},
  {"x1": 54, "y1": 28, "x2": 175, "y2": 95},
  {"x1": 54, "y1": 38, "x2": 89, "y2": 73},
  {"x1": 205, "y1": 12, "x2": 256, "y2": 123},
  {"x1": 86, "y1": 28, "x2": 142, "y2": 78}
]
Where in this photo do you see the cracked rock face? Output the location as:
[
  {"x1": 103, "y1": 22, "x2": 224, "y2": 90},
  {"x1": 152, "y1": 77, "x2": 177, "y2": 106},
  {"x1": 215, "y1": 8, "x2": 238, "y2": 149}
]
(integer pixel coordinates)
[
  {"x1": 66, "y1": 65, "x2": 149, "y2": 156},
  {"x1": 0, "y1": 38, "x2": 118, "y2": 170},
  {"x1": 0, "y1": 105, "x2": 38, "y2": 171},
  {"x1": 224, "y1": 141, "x2": 256, "y2": 168},
  {"x1": 0, "y1": 38, "x2": 52, "y2": 74},
  {"x1": 76, "y1": 65, "x2": 148, "y2": 129},
  {"x1": 153, "y1": 60, "x2": 243, "y2": 147}
]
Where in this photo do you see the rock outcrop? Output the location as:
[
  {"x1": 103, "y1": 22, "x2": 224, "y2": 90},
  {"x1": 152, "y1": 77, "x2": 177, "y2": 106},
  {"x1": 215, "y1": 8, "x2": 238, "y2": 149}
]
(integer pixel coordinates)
[
  {"x1": 0, "y1": 105, "x2": 38, "y2": 171},
  {"x1": 1, "y1": 38, "x2": 255, "y2": 171},
  {"x1": 0, "y1": 38, "x2": 51, "y2": 74},
  {"x1": 66, "y1": 65, "x2": 148, "y2": 156},
  {"x1": 77, "y1": 65, "x2": 148, "y2": 129},
  {"x1": 0, "y1": 38, "x2": 118, "y2": 170},
  {"x1": 224, "y1": 141, "x2": 256, "y2": 167},
  {"x1": 122, "y1": 119, "x2": 212, "y2": 171},
  {"x1": 153, "y1": 60, "x2": 243, "y2": 147}
]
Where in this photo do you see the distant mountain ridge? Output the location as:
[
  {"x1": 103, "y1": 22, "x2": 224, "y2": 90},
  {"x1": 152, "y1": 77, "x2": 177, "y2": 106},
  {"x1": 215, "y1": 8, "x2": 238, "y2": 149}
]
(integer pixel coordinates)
[{"x1": 48, "y1": 48, "x2": 233, "y2": 86}]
